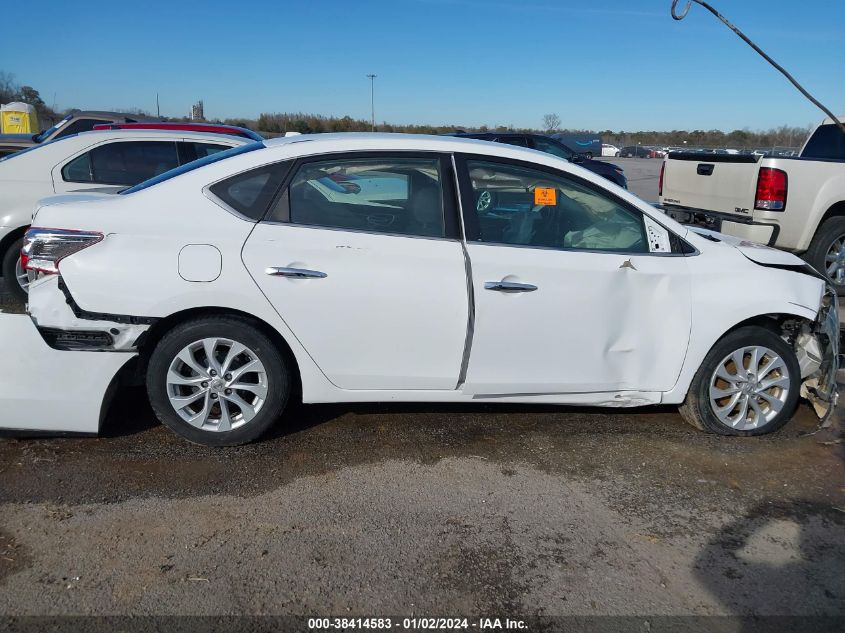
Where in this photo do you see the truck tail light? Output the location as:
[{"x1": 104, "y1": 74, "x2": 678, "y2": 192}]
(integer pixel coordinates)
[
  {"x1": 659, "y1": 162, "x2": 665, "y2": 197},
  {"x1": 21, "y1": 228, "x2": 104, "y2": 275},
  {"x1": 755, "y1": 168, "x2": 788, "y2": 211}
]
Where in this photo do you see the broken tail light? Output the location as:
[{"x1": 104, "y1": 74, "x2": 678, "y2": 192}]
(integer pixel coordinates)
[
  {"x1": 22, "y1": 228, "x2": 104, "y2": 275},
  {"x1": 754, "y1": 167, "x2": 788, "y2": 211}
]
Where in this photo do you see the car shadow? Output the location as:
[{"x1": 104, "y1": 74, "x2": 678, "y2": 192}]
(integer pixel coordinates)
[{"x1": 692, "y1": 499, "x2": 845, "y2": 628}]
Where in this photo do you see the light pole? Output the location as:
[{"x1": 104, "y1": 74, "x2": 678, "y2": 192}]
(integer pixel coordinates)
[{"x1": 366, "y1": 74, "x2": 377, "y2": 131}]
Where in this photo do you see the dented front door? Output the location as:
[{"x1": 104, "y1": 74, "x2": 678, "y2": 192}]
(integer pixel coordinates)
[{"x1": 461, "y1": 245, "x2": 692, "y2": 394}]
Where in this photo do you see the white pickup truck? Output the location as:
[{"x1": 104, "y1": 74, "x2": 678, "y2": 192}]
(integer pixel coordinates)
[{"x1": 659, "y1": 117, "x2": 845, "y2": 290}]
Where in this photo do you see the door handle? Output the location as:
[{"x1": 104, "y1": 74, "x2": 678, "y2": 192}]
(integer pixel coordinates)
[
  {"x1": 265, "y1": 266, "x2": 327, "y2": 279},
  {"x1": 484, "y1": 281, "x2": 538, "y2": 293}
]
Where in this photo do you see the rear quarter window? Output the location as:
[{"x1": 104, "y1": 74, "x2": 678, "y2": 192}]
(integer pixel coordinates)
[{"x1": 208, "y1": 160, "x2": 292, "y2": 221}]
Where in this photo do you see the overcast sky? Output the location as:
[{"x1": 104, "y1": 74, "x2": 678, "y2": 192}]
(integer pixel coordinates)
[{"x1": 2, "y1": 0, "x2": 843, "y2": 130}]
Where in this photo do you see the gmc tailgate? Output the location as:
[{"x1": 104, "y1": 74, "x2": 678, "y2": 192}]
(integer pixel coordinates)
[{"x1": 659, "y1": 153, "x2": 781, "y2": 246}]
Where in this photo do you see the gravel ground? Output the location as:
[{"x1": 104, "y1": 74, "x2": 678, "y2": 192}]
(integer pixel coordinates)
[{"x1": 0, "y1": 318, "x2": 842, "y2": 619}]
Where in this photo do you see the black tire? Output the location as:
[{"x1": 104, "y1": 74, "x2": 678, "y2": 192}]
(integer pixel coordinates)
[
  {"x1": 1, "y1": 237, "x2": 27, "y2": 303},
  {"x1": 146, "y1": 316, "x2": 290, "y2": 446},
  {"x1": 805, "y1": 216, "x2": 845, "y2": 293},
  {"x1": 679, "y1": 326, "x2": 800, "y2": 436}
]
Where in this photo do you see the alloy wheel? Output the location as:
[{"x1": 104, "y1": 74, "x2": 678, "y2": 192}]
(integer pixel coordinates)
[
  {"x1": 708, "y1": 345, "x2": 790, "y2": 431},
  {"x1": 823, "y1": 234, "x2": 845, "y2": 284},
  {"x1": 14, "y1": 257, "x2": 29, "y2": 294},
  {"x1": 166, "y1": 337, "x2": 268, "y2": 432}
]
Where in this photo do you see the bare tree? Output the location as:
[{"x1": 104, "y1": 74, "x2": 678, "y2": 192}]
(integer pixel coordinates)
[
  {"x1": 543, "y1": 113, "x2": 561, "y2": 133},
  {"x1": 0, "y1": 71, "x2": 17, "y2": 104}
]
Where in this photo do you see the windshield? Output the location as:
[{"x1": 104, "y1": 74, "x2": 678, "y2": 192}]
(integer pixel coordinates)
[
  {"x1": 120, "y1": 141, "x2": 266, "y2": 194},
  {"x1": 34, "y1": 114, "x2": 72, "y2": 143}
]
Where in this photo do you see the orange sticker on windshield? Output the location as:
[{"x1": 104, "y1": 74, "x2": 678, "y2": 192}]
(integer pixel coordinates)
[{"x1": 534, "y1": 187, "x2": 556, "y2": 206}]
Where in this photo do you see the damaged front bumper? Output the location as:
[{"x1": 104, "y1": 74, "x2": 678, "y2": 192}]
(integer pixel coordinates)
[{"x1": 797, "y1": 285, "x2": 839, "y2": 426}]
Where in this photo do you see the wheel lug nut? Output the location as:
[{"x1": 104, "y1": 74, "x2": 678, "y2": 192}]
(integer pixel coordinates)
[
  {"x1": 209, "y1": 370, "x2": 217, "y2": 377},
  {"x1": 211, "y1": 393, "x2": 218, "y2": 400},
  {"x1": 225, "y1": 389, "x2": 232, "y2": 395},
  {"x1": 201, "y1": 382, "x2": 208, "y2": 389},
  {"x1": 225, "y1": 373, "x2": 232, "y2": 381}
]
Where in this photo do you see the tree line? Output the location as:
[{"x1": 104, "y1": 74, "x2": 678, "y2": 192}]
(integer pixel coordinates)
[{"x1": 1, "y1": 72, "x2": 813, "y2": 149}]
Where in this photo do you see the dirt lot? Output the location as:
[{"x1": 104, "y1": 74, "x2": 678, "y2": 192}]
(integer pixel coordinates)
[{"x1": 0, "y1": 290, "x2": 843, "y2": 625}]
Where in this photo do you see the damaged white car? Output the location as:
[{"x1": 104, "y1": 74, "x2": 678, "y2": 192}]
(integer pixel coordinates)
[{"x1": 7, "y1": 133, "x2": 838, "y2": 446}]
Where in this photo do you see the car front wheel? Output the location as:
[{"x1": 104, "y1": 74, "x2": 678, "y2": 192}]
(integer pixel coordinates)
[
  {"x1": 679, "y1": 326, "x2": 800, "y2": 436},
  {"x1": 146, "y1": 316, "x2": 290, "y2": 446},
  {"x1": 1, "y1": 237, "x2": 29, "y2": 302}
]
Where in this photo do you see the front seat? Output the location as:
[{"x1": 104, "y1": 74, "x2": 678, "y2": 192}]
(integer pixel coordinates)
[{"x1": 409, "y1": 184, "x2": 443, "y2": 237}]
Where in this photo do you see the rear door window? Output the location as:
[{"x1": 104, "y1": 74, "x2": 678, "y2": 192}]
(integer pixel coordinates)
[
  {"x1": 62, "y1": 141, "x2": 179, "y2": 186},
  {"x1": 801, "y1": 124, "x2": 845, "y2": 160},
  {"x1": 280, "y1": 157, "x2": 445, "y2": 238}
]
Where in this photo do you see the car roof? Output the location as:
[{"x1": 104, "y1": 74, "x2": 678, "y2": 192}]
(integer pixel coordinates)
[
  {"x1": 262, "y1": 132, "x2": 537, "y2": 154},
  {"x1": 67, "y1": 110, "x2": 158, "y2": 119},
  {"x1": 71, "y1": 129, "x2": 249, "y2": 143},
  {"x1": 93, "y1": 122, "x2": 263, "y2": 140}
]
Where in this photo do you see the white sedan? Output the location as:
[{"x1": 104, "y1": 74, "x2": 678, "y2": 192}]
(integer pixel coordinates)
[
  {"x1": 601, "y1": 144, "x2": 621, "y2": 157},
  {"x1": 18, "y1": 133, "x2": 838, "y2": 445},
  {"x1": 0, "y1": 129, "x2": 249, "y2": 301}
]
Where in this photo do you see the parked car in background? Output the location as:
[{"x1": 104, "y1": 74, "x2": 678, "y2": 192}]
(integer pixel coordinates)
[
  {"x1": 659, "y1": 116, "x2": 845, "y2": 290},
  {"x1": 0, "y1": 111, "x2": 157, "y2": 158},
  {"x1": 620, "y1": 146, "x2": 659, "y2": 158},
  {"x1": 21, "y1": 133, "x2": 837, "y2": 445},
  {"x1": 602, "y1": 144, "x2": 621, "y2": 157},
  {"x1": 451, "y1": 132, "x2": 626, "y2": 188},
  {"x1": 93, "y1": 122, "x2": 264, "y2": 141},
  {"x1": 0, "y1": 129, "x2": 250, "y2": 301}
]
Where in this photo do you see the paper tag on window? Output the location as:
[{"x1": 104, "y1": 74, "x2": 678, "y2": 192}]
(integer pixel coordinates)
[{"x1": 534, "y1": 187, "x2": 556, "y2": 206}]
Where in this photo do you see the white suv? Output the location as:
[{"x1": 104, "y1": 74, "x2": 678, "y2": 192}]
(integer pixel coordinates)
[
  {"x1": 0, "y1": 129, "x2": 249, "y2": 300},
  {"x1": 22, "y1": 134, "x2": 838, "y2": 445}
]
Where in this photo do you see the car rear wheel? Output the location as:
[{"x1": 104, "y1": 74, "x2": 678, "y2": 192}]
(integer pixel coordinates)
[
  {"x1": 805, "y1": 216, "x2": 845, "y2": 293},
  {"x1": 679, "y1": 326, "x2": 800, "y2": 436},
  {"x1": 146, "y1": 316, "x2": 289, "y2": 446},
  {"x1": 1, "y1": 238, "x2": 28, "y2": 302}
]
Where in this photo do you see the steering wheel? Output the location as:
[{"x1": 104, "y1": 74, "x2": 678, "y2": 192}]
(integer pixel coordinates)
[{"x1": 476, "y1": 190, "x2": 493, "y2": 212}]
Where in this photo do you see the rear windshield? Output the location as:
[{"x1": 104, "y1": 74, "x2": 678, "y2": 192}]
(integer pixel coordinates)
[
  {"x1": 801, "y1": 124, "x2": 845, "y2": 160},
  {"x1": 120, "y1": 141, "x2": 265, "y2": 194}
]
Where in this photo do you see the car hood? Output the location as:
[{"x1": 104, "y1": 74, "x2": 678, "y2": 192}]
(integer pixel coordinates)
[{"x1": 689, "y1": 227, "x2": 807, "y2": 267}]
